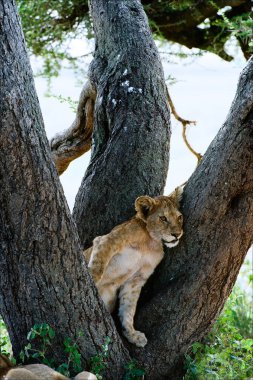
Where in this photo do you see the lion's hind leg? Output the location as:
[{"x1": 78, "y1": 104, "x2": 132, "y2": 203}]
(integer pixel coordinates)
[
  {"x1": 98, "y1": 282, "x2": 118, "y2": 313},
  {"x1": 118, "y1": 275, "x2": 147, "y2": 347}
]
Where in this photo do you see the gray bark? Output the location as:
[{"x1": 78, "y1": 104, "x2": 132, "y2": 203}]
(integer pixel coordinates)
[
  {"x1": 72, "y1": 0, "x2": 171, "y2": 247},
  {"x1": 131, "y1": 57, "x2": 253, "y2": 379},
  {"x1": 0, "y1": 1, "x2": 129, "y2": 376}
]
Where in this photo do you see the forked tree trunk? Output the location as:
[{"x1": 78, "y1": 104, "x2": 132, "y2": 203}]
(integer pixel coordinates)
[
  {"x1": 1, "y1": 0, "x2": 253, "y2": 379},
  {"x1": 0, "y1": 2, "x2": 129, "y2": 377}
]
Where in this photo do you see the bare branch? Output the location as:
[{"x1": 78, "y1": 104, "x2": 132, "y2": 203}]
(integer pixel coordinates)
[
  {"x1": 50, "y1": 81, "x2": 96, "y2": 175},
  {"x1": 167, "y1": 88, "x2": 202, "y2": 164}
]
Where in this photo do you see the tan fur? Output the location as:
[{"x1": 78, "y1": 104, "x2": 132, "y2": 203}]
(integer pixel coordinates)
[
  {"x1": 5, "y1": 368, "x2": 43, "y2": 380},
  {"x1": 0, "y1": 355, "x2": 97, "y2": 380},
  {"x1": 84, "y1": 187, "x2": 184, "y2": 347},
  {"x1": 73, "y1": 373, "x2": 97, "y2": 380}
]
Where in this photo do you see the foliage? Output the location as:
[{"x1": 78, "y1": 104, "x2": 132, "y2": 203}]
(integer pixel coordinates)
[
  {"x1": 20, "y1": 323, "x2": 55, "y2": 368},
  {"x1": 16, "y1": 0, "x2": 252, "y2": 79},
  {"x1": 16, "y1": 0, "x2": 91, "y2": 78},
  {"x1": 16, "y1": 0, "x2": 90, "y2": 53},
  {"x1": 209, "y1": 1, "x2": 253, "y2": 57},
  {"x1": 89, "y1": 337, "x2": 111, "y2": 380},
  {"x1": 0, "y1": 319, "x2": 11, "y2": 357},
  {"x1": 144, "y1": 1, "x2": 195, "y2": 14},
  {"x1": 0, "y1": 321, "x2": 112, "y2": 379},
  {"x1": 47, "y1": 94, "x2": 78, "y2": 112},
  {"x1": 19, "y1": 323, "x2": 83, "y2": 377},
  {"x1": 184, "y1": 286, "x2": 253, "y2": 380},
  {"x1": 58, "y1": 336, "x2": 82, "y2": 375},
  {"x1": 124, "y1": 360, "x2": 145, "y2": 380},
  {"x1": 219, "y1": 13, "x2": 253, "y2": 49}
]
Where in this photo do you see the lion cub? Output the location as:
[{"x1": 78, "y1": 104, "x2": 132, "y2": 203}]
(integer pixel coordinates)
[{"x1": 84, "y1": 187, "x2": 183, "y2": 347}]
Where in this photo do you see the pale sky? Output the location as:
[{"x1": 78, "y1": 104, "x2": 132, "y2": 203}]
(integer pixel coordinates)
[{"x1": 32, "y1": 42, "x2": 245, "y2": 210}]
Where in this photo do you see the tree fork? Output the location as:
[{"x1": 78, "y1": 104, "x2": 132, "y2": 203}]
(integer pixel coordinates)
[{"x1": 1, "y1": 1, "x2": 252, "y2": 379}]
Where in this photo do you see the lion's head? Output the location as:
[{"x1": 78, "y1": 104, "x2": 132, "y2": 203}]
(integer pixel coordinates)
[{"x1": 135, "y1": 186, "x2": 184, "y2": 247}]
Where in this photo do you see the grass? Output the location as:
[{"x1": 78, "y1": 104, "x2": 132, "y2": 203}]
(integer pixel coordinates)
[{"x1": 184, "y1": 258, "x2": 253, "y2": 380}]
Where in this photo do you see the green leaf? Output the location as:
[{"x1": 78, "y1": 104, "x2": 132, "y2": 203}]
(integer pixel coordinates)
[
  {"x1": 27, "y1": 330, "x2": 36, "y2": 341},
  {"x1": 48, "y1": 327, "x2": 55, "y2": 339},
  {"x1": 32, "y1": 352, "x2": 41, "y2": 359}
]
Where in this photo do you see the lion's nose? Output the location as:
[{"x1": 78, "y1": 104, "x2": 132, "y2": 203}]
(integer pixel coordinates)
[{"x1": 171, "y1": 233, "x2": 180, "y2": 239}]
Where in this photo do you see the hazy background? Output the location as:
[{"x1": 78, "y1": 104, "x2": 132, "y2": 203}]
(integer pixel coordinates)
[{"x1": 32, "y1": 41, "x2": 246, "y2": 210}]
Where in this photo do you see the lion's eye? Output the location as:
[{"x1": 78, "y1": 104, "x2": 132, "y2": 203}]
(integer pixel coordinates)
[
  {"x1": 159, "y1": 216, "x2": 167, "y2": 222},
  {"x1": 178, "y1": 215, "x2": 183, "y2": 222}
]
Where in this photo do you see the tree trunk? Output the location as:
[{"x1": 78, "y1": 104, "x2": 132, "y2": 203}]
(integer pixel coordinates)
[
  {"x1": 72, "y1": 0, "x2": 171, "y2": 247},
  {"x1": 71, "y1": 1, "x2": 253, "y2": 378},
  {"x1": 131, "y1": 57, "x2": 253, "y2": 379},
  {"x1": 1, "y1": 1, "x2": 253, "y2": 379},
  {"x1": 0, "y1": 2, "x2": 129, "y2": 376}
]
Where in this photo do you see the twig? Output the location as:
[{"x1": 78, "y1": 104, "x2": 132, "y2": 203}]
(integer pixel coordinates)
[{"x1": 167, "y1": 86, "x2": 202, "y2": 164}]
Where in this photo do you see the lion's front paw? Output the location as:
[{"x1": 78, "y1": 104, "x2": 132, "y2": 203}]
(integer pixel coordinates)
[{"x1": 123, "y1": 329, "x2": 147, "y2": 348}]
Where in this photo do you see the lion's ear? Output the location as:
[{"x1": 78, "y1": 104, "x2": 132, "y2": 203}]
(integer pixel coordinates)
[
  {"x1": 135, "y1": 196, "x2": 156, "y2": 221},
  {"x1": 169, "y1": 186, "x2": 184, "y2": 208}
]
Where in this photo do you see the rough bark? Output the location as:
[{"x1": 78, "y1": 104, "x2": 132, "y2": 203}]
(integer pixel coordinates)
[
  {"x1": 130, "y1": 57, "x2": 253, "y2": 379},
  {"x1": 73, "y1": 0, "x2": 171, "y2": 248},
  {"x1": 0, "y1": 2, "x2": 129, "y2": 376}
]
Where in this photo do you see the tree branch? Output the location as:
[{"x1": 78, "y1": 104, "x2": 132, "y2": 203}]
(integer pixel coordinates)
[
  {"x1": 144, "y1": 0, "x2": 251, "y2": 61},
  {"x1": 50, "y1": 81, "x2": 96, "y2": 175},
  {"x1": 20, "y1": 0, "x2": 251, "y2": 62},
  {"x1": 132, "y1": 57, "x2": 253, "y2": 379},
  {"x1": 166, "y1": 88, "x2": 202, "y2": 164},
  {"x1": 143, "y1": 0, "x2": 247, "y2": 32},
  {"x1": 50, "y1": 81, "x2": 202, "y2": 174}
]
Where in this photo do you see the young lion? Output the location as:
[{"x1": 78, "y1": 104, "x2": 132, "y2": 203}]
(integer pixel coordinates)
[{"x1": 84, "y1": 187, "x2": 183, "y2": 348}]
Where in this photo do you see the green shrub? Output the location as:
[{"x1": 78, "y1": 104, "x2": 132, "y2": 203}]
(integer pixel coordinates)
[
  {"x1": 124, "y1": 360, "x2": 145, "y2": 379},
  {"x1": 19, "y1": 323, "x2": 83, "y2": 377},
  {"x1": 184, "y1": 287, "x2": 253, "y2": 380},
  {"x1": 0, "y1": 318, "x2": 11, "y2": 357},
  {"x1": 89, "y1": 336, "x2": 111, "y2": 380}
]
